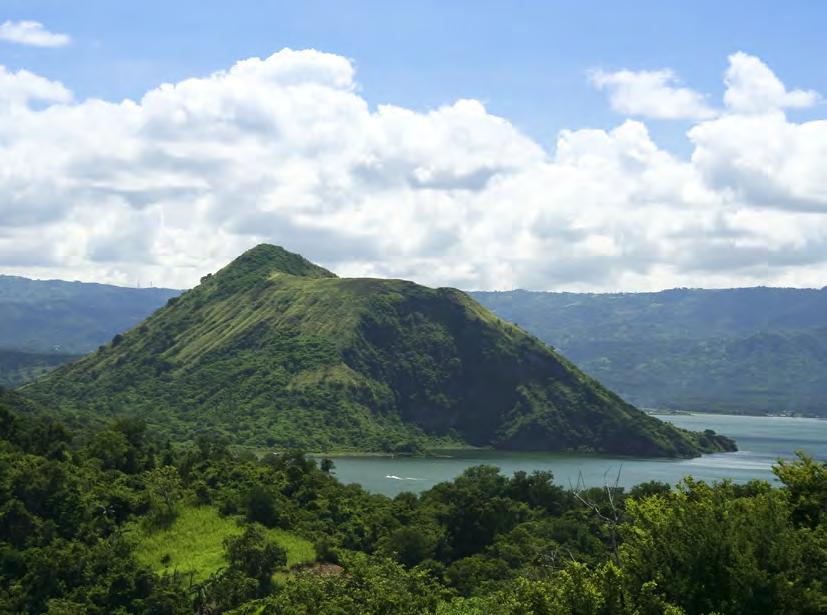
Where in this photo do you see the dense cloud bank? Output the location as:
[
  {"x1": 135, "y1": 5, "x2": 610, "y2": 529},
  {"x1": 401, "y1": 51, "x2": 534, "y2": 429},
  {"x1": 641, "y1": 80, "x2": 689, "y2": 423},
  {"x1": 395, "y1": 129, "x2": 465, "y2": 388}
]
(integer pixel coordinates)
[{"x1": 0, "y1": 49, "x2": 825, "y2": 290}]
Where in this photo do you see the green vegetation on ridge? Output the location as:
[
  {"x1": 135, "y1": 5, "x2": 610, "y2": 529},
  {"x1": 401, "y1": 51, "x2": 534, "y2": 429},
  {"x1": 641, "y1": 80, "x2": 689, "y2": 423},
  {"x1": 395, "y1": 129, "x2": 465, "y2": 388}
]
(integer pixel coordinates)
[
  {"x1": 26, "y1": 245, "x2": 733, "y2": 457},
  {"x1": 4, "y1": 270, "x2": 827, "y2": 419}
]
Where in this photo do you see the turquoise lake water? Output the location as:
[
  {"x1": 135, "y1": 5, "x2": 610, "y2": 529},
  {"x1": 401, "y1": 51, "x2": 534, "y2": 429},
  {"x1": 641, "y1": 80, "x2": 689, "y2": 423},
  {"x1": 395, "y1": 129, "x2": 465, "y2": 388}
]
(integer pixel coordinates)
[{"x1": 326, "y1": 414, "x2": 827, "y2": 496}]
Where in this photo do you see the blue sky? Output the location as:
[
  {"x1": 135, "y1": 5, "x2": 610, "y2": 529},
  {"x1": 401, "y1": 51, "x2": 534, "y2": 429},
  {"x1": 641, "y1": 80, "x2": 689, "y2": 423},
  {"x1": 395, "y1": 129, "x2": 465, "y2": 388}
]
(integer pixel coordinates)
[
  {"x1": 0, "y1": 2, "x2": 826, "y2": 291},
  {"x1": 3, "y1": 1, "x2": 825, "y2": 153}
]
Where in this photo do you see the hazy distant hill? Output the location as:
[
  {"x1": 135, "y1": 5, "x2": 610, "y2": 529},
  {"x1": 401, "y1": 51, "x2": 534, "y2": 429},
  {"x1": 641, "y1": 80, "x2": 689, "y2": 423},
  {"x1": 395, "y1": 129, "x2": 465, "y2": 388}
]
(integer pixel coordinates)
[
  {"x1": 24, "y1": 245, "x2": 732, "y2": 456},
  {"x1": 0, "y1": 275, "x2": 180, "y2": 354},
  {"x1": 473, "y1": 288, "x2": 827, "y2": 416},
  {"x1": 0, "y1": 275, "x2": 179, "y2": 384},
  {"x1": 0, "y1": 348, "x2": 82, "y2": 388}
]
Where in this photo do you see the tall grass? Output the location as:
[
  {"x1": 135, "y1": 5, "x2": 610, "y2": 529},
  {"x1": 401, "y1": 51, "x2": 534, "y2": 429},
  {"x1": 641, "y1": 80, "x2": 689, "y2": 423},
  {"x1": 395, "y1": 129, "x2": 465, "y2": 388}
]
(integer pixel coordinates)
[{"x1": 131, "y1": 505, "x2": 315, "y2": 582}]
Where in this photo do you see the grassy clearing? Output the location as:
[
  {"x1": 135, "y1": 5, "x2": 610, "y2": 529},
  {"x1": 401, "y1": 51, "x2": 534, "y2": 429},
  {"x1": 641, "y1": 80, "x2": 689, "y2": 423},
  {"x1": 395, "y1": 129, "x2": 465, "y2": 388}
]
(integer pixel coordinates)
[{"x1": 131, "y1": 505, "x2": 315, "y2": 582}]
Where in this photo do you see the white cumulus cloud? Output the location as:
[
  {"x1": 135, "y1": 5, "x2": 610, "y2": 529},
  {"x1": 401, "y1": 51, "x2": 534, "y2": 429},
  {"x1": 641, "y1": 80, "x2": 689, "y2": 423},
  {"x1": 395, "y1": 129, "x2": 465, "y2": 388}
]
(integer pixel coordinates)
[
  {"x1": 0, "y1": 20, "x2": 71, "y2": 47},
  {"x1": 0, "y1": 66, "x2": 73, "y2": 105},
  {"x1": 589, "y1": 68, "x2": 716, "y2": 120},
  {"x1": 724, "y1": 51, "x2": 820, "y2": 114},
  {"x1": 0, "y1": 48, "x2": 825, "y2": 292}
]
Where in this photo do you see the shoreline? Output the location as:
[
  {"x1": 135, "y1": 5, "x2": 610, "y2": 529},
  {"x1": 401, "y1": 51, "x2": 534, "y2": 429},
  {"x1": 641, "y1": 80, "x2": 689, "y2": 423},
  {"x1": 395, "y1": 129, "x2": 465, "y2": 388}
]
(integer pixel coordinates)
[
  {"x1": 258, "y1": 414, "x2": 827, "y2": 461},
  {"x1": 304, "y1": 446, "x2": 487, "y2": 459},
  {"x1": 648, "y1": 410, "x2": 826, "y2": 420}
]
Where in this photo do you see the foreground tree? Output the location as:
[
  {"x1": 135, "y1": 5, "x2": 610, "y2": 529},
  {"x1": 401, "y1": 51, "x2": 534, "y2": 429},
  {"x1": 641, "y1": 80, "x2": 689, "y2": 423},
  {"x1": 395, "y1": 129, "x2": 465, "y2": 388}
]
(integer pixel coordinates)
[{"x1": 225, "y1": 523, "x2": 287, "y2": 589}]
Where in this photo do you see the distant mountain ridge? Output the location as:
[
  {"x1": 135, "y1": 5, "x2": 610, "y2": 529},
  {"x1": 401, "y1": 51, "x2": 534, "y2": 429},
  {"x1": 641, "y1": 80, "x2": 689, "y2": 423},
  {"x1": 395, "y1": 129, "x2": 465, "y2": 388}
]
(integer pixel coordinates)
[
  {"x1": 2, "y1": 271, "x2": 824, "y2": 417},
  {"x1": 23, "y1": 245, "x2": 732, "y2": 456},
  {"x1": 0, "y1": 274, "x2": 179, "y2": 354},
  {"x1": 0, "y1": 274, "x2": 179, "y2": 385},
  {"x1": 472, "y1": 288, "x2": 827, "y2": 416}
]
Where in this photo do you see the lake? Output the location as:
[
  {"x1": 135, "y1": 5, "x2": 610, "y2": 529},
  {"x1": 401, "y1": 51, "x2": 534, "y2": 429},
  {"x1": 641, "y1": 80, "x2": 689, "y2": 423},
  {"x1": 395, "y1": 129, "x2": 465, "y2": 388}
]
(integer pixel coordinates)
[{"x1": 326, "y1": 414, "x2": 827, "y2": 497}]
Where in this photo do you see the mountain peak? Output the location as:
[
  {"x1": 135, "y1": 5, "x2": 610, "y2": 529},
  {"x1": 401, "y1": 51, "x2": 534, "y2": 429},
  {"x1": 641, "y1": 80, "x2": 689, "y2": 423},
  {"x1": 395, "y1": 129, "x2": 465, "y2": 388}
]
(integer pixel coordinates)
[
  {"x1": 27, "y1": 246, "x2": 734, "y2": 458},
  {"x1": 214, "y1": 244, "x2": 337, "y2": 284}
]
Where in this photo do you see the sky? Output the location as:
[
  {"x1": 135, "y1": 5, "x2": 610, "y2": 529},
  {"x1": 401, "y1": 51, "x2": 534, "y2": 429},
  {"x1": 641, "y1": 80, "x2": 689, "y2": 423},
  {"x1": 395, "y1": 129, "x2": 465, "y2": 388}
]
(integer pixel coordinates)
[{"x1": 0, "y1": 1, "x2": 826, "y2": 291}]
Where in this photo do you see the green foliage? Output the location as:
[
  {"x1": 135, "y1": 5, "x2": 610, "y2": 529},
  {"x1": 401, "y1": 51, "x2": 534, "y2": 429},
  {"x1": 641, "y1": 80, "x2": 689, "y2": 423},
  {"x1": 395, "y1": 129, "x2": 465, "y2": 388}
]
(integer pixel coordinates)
[
  {"x1": 378, "y1": 524, "x2": 440, "y2": 568},
  {"x1": 774, "y1": 450, "x2": 827, "y2": 528},
  {"x1": 144, "y1": 465, "x2": 183, "y2": 526},
  {"x1": 26, "y1": 245, "x2": 730, "y2": 457},
  {"x1": 0, "y1": 392, "x2": 825, "y2": 614},
  {"x1": 245, "y1": 484, "x2": 283, "y2": 527},
  {"x1": 194, "y1": 569, "x2": 259, "y2": 614},
  {"x1": 225, "y1": 523, "x2": 288, "y2": 587},
  {"x1": 85, "y1": 418, "x2": 158, "y2": 474},
  {"x1": 239, "y1": 553, "x2": 449, "y2": 615},
  {"x1": 424, "y1": 465, "x2": 532, "y2": 559},
  {"x1": 438, "y1": 564, "x2": 615, "y2": 615},
  {"x1": 0, "y1": 394, "x2": 166, "y2": 613},
  {"x1": 617, "y1": 477, "x2": 827, "y2": 614}
]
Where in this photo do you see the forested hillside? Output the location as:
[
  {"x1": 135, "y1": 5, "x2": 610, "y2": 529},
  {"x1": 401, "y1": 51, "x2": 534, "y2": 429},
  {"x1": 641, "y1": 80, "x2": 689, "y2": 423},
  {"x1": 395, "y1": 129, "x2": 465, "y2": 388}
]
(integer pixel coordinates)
[
  {"x1": 5, "y1": 273, "x2": 826, "y2": 418},
  {"x1": 474, "y1": 288, "x2": 827, "y2": 416},
  {"x1": 26, "y1": 245, "x2": 733, "y2": 457},
  {"x1": 1, "y1": 388, "x2": 823, "y2": 614}
]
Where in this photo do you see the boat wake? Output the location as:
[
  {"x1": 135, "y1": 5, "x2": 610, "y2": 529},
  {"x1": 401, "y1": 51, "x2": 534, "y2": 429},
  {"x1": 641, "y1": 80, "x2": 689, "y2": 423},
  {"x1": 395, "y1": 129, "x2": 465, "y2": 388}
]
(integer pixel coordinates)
[{"x1": 385, "y1": 475, "x2": 425, "y2": 481}]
